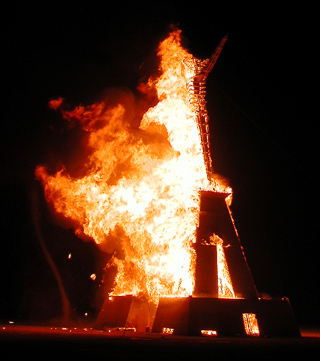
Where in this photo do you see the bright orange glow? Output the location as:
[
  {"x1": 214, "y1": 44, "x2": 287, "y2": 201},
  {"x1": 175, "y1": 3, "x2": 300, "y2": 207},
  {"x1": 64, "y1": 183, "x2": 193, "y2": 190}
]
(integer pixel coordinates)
[
  {"x1": 207, "y1": 234, "x2": 235, "y2": 298},
  {"x1": 242, "y1": 313, "x2": 260, "y2": 336},
  {"x1": 162, "y1": 327, "x2": 174, "y2": 335},
  {"x1": 35, "y1": 29, "x2": 232, "y2": 303},
  {"x1": 48, "y1": 97, "x2": 63, "y2": 110},
  {"x1": 90, "y1": 273, "x2": 97, "y2": 281},
  {"x1": 201, "y1": 329, "x2": 217, "y2": 336}
]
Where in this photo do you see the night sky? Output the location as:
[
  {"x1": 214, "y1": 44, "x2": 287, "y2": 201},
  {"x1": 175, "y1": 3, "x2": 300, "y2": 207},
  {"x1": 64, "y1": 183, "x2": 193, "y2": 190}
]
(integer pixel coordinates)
[{"x1": 1, "y1": 3, "x2": 318, "y2": 328}]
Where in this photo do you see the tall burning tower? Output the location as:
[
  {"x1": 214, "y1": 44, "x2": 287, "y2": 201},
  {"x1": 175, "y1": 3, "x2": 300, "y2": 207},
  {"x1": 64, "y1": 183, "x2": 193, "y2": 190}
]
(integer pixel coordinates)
[
  {"x1": 150, "y1": 34, "x2": 299, "y2": 337},
  {"x1": 36, "y1": 30, "x2": 300, "y2": 337}
]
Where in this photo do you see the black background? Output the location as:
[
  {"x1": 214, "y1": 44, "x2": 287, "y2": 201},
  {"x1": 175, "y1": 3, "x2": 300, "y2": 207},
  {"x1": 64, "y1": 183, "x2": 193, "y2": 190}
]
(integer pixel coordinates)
[{"x1": 1, "y1": 2, "x2": 318, "y2": 328}]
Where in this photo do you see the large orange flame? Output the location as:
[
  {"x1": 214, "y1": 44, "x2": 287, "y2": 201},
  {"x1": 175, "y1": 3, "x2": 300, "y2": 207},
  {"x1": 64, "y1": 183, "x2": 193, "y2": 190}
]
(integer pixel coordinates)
[{"x1": 36, "y1": 29, "x2": 231, "y2": 302}]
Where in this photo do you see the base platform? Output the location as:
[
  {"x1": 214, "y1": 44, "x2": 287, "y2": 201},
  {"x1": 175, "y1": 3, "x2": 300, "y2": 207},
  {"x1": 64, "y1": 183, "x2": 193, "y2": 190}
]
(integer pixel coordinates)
[
  {"x1": 94, "y1": 295, "x2": 300, "y2": 337},
  {"x1": 152, "y1": 296, "x2": 301, "y2": 337}
]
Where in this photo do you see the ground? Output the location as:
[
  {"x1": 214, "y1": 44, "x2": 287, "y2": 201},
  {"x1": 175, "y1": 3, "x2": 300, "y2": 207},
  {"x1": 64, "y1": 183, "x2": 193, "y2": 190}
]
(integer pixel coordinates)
[{"x1": 1, "y1": 325, "x2": 319, "y2": 361}]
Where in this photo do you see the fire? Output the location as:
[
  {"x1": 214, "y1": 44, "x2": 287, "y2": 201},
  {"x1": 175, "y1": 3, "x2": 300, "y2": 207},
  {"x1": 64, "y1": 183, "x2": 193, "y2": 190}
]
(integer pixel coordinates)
[
  {"x1": 48, "y1": 97, "x2": 63, "y2": 110},
  {"x1": 35, "y1": 29, "x2": 232, "y2": 303},
  {"x1": 209, "y1": 234, "x2": 235, "y2": 298}
]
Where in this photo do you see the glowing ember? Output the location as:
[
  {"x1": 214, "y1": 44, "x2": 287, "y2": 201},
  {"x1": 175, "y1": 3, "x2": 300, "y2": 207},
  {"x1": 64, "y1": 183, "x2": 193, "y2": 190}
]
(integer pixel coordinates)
[
  {"x1": 201, "y1": 329, "x2": 217, "y2": 336},
  {"x1": 35, "y1": 29, "x2": 231, "y2": 303},
  {"x1": 162, "y1": 327, "x2": 174, "y2": 335},
  {"x1": 90, "y1": 273, "x2": 97, "y2": 281},
  {"x1": 242, "y1": 313, "x2": 260, "y2": 336},
  {"x1": 48, "y1": 97, "x2": 63, "y2": 110}
]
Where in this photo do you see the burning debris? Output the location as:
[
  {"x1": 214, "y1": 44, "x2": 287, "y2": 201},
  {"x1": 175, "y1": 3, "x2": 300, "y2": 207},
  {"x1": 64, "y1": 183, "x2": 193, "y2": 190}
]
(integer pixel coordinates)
[{"x1": 36, "y1": 29, "x2": 300, "y2": 337}]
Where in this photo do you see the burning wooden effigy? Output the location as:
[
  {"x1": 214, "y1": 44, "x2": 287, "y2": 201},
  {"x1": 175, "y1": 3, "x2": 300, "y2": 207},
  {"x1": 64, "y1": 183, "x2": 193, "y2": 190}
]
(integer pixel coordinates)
[{"x1": 36, "y1": 29, "x2": 300, "y2": 337}]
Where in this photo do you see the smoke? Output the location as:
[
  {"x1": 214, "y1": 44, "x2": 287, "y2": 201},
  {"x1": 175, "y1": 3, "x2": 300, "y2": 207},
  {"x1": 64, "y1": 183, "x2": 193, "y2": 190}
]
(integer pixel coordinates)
[{"x1": 29, "y1": 184, "x2": 71, "y2": 324}]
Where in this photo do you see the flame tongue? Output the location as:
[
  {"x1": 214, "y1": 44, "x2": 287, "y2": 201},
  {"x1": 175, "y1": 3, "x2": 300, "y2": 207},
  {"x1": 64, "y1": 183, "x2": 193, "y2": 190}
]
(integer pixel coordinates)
[{"x1": 36, "y1": 29, "x2": 228, "y2": 302}]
